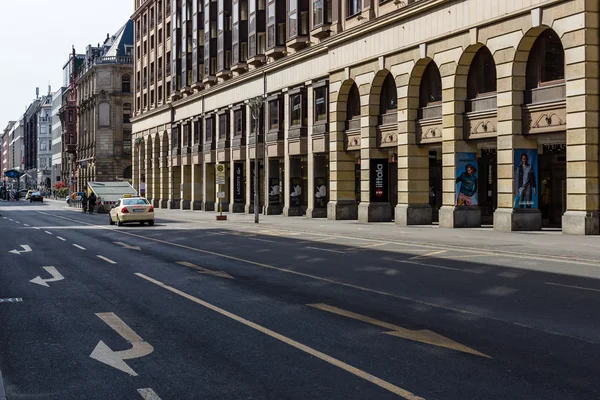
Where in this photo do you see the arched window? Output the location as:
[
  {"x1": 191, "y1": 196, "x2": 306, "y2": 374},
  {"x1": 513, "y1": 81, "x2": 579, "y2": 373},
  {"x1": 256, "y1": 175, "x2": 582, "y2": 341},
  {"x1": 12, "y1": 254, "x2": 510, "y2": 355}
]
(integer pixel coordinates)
[
  {"x1": 467, "y1": 47, "x2": 497, "y2": 99},
  {"x1": 123, "y1": 103, "x2": 132, "y2": 124},
  {"x1": 122, "y1": 74, "x2": 131, "y2": 93},
  {"x1": 346, "y1": 83, "x2": 360, "y2": 121},
  {"x1": 379, "y1": 74, "x2": 398, "y2": 116},
  {"x1": 526, "y1": 30, "x2": 565, "y2": 89},
  {"x1": 419, "y1": 62, "x2": 442, "y2": 110}
]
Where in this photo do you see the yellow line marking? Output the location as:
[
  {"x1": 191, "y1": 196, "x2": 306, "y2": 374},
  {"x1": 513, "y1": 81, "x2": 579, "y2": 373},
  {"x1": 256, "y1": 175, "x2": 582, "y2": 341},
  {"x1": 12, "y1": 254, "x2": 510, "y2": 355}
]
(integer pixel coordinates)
[
  {"x1": 390, "y1": 259, "x2": 471, "y2": 273},
  {"x1": 409, "y1": 250, "x2": 447, "y2": 260},
  {"x1": 135, "y1": 273, "x2": 424, "y2": 400},
  {"x1": 305, "y1": 246, "x2": 345, "y2": 254},
  {"x1": 39, "y1": 212, "x2": 600, "y2": 345},
  {"x1": 176, "y1": 261, "x2": 234, "y2": 279},
  {"x1": 545, "y1": 282, "x2": 600, "y2": 293},
  {"x1": 308, "y1": 303, "x2": 489, "y2": 358},
  {"x1": 344, "y1": 243, "x2": 388, "y2": 251}
]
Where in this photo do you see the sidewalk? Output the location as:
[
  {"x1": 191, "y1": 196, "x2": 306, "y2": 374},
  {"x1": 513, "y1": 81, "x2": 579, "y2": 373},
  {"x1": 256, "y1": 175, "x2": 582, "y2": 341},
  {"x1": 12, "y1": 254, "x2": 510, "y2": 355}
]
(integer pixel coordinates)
[{"x1": 143, "y1": 205, "x2": 600, "y2": 263}]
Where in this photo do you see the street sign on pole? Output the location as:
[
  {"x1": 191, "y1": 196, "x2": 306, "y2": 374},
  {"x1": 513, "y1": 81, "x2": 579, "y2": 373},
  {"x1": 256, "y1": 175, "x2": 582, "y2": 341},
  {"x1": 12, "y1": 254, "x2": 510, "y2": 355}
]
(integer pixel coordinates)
[{"x1": 216, "y1": 164, "x2": 226, "y2": 185}]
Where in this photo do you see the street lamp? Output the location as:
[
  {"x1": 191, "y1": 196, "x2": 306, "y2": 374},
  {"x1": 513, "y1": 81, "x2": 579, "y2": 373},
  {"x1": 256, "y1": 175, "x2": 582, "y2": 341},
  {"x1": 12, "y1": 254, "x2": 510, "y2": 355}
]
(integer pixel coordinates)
[{"x1": 247, "y1": 96, "x2": 264, "y2": 224}]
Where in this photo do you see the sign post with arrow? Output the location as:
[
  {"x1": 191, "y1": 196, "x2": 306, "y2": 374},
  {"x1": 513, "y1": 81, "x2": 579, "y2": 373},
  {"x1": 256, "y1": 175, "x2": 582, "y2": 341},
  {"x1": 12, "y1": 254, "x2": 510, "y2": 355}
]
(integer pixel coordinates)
[
  {"x1": 90, "y1": 312, "x2": 154, "y2": 376},
  {"x1": 9, "y1": 245, "x2": 32, "y2": 255},
  {"x1": 30, "y1": 266, "x2": 64, "y2": 287},
  {"x1": 308, "y1": 303, "x2": 489, "y2": 358}
]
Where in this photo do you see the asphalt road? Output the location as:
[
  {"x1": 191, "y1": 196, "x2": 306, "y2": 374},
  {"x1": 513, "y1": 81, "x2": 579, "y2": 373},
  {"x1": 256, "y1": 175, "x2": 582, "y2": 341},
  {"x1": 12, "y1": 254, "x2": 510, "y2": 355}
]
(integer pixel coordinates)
[{"x1": 0, "y1": 200, "x2": 599, "y2": 400}]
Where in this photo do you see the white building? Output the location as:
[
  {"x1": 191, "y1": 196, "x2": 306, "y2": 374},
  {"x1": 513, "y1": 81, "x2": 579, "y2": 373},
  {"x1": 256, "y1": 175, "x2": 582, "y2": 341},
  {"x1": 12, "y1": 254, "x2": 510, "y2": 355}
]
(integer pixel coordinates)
[
  {"x1": 36, "y1": 91, "x2": 53, "y2": 190},
  {"x1": 51, "y1": 88, "x2": 64, "y2": 186},
  {"x1": 9, "y1": 117, "x2": 24, "y2": 173}
]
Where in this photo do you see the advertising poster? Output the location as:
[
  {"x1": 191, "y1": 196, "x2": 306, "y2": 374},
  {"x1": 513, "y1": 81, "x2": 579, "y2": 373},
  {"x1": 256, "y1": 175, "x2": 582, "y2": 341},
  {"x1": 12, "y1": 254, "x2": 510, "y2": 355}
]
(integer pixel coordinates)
[
  {"x1": 369, "y1": 159, "x2": 388, "y2": 203},
  {"x1": 233, "y1": 163, "x2": 244, "y2": 204},
  {"x1": 269, "y1": 177, "x2": 280, "y2": 205},
  {"x1": 314, "y1": 177, "x2": 327, "y2": 208},
  {"x1": 290, "y1": 178, "x2": 302, "y2": 207},
  {"x1": 514, "y1": 149, "x2": 538, "y2": 209},
  {"x1": 455, "y1": 152, "x2": 478, "y2": 206}
]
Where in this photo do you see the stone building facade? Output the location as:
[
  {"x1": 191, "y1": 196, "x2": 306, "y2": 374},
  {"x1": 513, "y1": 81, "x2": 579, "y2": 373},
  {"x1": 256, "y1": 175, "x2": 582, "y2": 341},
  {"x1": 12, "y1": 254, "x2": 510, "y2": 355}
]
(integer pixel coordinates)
[
  {"x1": 131, "y1": 0, "x2": 599, "y2": 235},
  {"x1": 73, "y1": 21, "x2": 134, "y2": 190}
]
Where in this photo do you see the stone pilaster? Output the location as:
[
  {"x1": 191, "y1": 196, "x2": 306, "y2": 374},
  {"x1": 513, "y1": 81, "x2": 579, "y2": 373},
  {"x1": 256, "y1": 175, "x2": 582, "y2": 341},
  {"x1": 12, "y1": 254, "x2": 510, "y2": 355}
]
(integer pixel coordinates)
[
  {"x1": 203, "y1": 163, "x2": 216, "y2": 211},
  {"x1": 152, "y1": 136, "x2": 161, "y2": 208},
  {"x1": 562, "y1": 5, "x2": 600, "y2": 235},
  {"x1": 439, "y1": 60, "x2": 481, "y2": 228},
  {"x1": 132, "y1": 139, "x2": 140, "y2": 193},
  {"x1": 159, "y1": 132, "x2": 170, "y2": 209},
  {"x1": 396, "y1": 60, "x2": 431, "y2": 225},
  {"x1": 144, "y1": 138, "x2": 153, "y2": 202},
  {"x1": 181, "y1": 165, "x2": 192, "y2": 209},
  {"x1": 328, "y1": 79, "x2": 358, "y2": 220},
  {"x1": 191, "y1": 164, "x2": 203, "y2": 210}
]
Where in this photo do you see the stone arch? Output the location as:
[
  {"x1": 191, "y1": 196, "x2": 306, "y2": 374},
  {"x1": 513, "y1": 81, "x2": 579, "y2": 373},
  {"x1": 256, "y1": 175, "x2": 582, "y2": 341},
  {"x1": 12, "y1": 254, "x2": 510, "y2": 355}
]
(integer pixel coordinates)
[
  {"x1": 368, "y1": 69, "x2": 398, "y2": 119},
  {"x1": 334, "y1": 79, "x2": 359, "y2": 125},
  {"x1": 512, "y1": 25, "x2": 558, "y2": 90},
  {"x1": 123, "y1": 165, "x2": 133, "y2": 180},
  {"x1": 455, "y1": 43, "x2": 498, "y2": 110}
]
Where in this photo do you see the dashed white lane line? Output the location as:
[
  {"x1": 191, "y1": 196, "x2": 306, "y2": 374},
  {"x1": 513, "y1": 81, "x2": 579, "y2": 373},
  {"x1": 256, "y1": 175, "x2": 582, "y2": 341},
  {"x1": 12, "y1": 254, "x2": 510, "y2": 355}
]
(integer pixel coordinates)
[
  {"x1": 0, "y1": 369, "x2": 6, "y2": 400},
  {"x1": 73, "y1": 244, "x2": 86, "y2": 250},
  {"x1": 305, "y1": 246, "x2": 345, "y2": 254},
  {"x1": 15, "y1": 221, "x2": 20, "y2": 224},
  {"x1": 137, "y1": 388, "x2": 162, "y2": 400},
  {"x1": 57, "y1": 236, "x2": 67, "y2": 241},
  {"x1": 23, "y1": 224, "x2": 29, "y2": 227},
  {"x1": 44, "y1": 231, "x2": 53, "y2": 235},
  {"x1": 2, "y1": 217, "x2": 6, "y2": 219},
  {"x1": 33, "y1": 227, "x2": 40, "y2": 230},
  {"x1": 545, "y1": 282, "x2": 600, "y2": 293},
  {"x1": 97, "y1": 255, "x2": 117, "y2": 264},
  {"x1": 247, "y1": 237, "x2": 276, "y2": 243},
  {"x1": 8, "y1": 219, "x2": 13, "y2": 221}
]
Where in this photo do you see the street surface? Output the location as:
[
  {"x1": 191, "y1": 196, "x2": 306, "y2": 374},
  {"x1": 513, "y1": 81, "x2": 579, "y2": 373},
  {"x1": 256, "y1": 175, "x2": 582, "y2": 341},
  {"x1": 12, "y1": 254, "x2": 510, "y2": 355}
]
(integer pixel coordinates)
[{"x1": 1, "y1": 199, "x2": 600, "y2": 399}]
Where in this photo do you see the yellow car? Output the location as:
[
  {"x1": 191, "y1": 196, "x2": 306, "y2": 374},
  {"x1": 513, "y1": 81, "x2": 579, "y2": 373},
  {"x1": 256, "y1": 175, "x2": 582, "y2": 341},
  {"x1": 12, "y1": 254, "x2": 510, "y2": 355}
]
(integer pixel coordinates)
[
  {"x1": 109, "y1": 196, "x2": 155, "y2": 226},
  {"x1": 25, "y1": 190, "x2": 34, "y2": 200}
]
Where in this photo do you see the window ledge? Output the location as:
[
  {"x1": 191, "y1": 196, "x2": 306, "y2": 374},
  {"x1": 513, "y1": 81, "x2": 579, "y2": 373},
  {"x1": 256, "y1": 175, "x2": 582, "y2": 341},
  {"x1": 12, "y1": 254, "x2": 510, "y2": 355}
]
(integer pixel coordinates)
[{"x1": 310, "y1": 24, "x2": 331, "y2": 39}]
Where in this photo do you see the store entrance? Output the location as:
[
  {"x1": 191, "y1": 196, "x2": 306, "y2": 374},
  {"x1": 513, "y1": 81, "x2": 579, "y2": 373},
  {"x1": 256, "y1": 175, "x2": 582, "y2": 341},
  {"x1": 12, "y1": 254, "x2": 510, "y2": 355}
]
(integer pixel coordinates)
[
  {"x1": 539, "y1": 144, "x2": 566, "y2": 228},
  {"x1": 429, "y1": 150, "x2": 442, "y2": 223},
  {"x1": 478, "y1": 149, "x2": 497, "y2": 225}
]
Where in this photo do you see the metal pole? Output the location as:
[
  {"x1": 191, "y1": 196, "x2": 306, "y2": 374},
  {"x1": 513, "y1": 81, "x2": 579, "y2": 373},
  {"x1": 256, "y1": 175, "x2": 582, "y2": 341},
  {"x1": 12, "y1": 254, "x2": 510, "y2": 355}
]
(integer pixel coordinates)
[{"x1": 254, "y1": 113, "x2": 259, "y2": 224}]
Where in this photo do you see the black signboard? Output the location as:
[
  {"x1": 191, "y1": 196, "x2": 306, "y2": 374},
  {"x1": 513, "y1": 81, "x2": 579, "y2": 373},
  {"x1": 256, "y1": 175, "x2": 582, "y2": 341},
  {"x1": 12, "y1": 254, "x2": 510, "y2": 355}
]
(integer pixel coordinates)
[
  {"x1": 370, "y1": 159, "x2": 388, "y2": 203},
  {"x1": 314, "y1": 177, "x2": 327, "y2": 208},
  {"x1": 233, "y1": 163, "x2": 244, "y2": 204},
  {"x1": 290, "y1": 178, "x2": 302, "y2": 207},
  {"x1": 268, "y1": 177, "x2": 280, "y2": 205}
]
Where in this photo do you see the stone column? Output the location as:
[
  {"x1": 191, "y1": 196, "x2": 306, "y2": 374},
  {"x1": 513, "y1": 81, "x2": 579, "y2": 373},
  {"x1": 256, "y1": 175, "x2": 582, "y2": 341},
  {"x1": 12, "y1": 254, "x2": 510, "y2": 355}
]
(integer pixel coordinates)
[
  {"x1": 358, "y1": 80, "x2": 391, "y2": 222},
  {"x1": 203, "y1": 163, "x2": 216, "y2": 211},
  {"x1": 439, "y1": 62, "x2": 481, "y2": 228},
  {"x1": 138, "y1": 140, "x2": 146, "y2": 197},
  {"x1": 562, "y1": 6, "x2": 599, "y2": 235},
  {"x1": 132, "y1": 139, "x2": 140, "y2": 193},
  {"x1": 159, "y1": 132, "x2": 170, "y2": 208},
  {"x1": 191, "y1": 164, "x2": 203, "y2": 210},
  {"x1": 181, "y1": 165, "x2": 192, "y2": 209},
  {"x1": 152, "y1": 136, "x2": 161, "y2": 208},
  {"x1": 283, "y1": 92, "x2": 293, "y2": 216},
  {"x1": 305, "y1": 85, "x2": 317, "y2": 218},
  {"x1": 494, "y1": 47, "x2": 540, "y2": 231},
  {"x1": 144, "y1": 138, "x2": 153, "y2": 202},
  {"x1": 328, "y1": 79, "x2": 358, "y2": 220}
]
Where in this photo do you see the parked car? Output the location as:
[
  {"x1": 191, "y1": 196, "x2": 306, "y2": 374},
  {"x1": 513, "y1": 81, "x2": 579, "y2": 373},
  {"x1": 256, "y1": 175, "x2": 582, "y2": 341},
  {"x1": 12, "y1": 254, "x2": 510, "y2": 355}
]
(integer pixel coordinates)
[
  {"x1": 109, "y1": 195, "x2": 154, "y2": 226},
  {"x1": 30, "y1": 191, "x2": 43, "y2": 203}
]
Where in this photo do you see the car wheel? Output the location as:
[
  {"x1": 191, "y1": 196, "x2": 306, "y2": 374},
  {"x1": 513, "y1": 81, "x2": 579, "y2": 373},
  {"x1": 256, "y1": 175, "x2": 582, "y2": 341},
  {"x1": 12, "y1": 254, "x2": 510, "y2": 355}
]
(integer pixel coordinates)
[
  {"x1": 140, "y1": 221, "x2": 145, "y2": 226},
  {"x1": 117, "y1": 219, "x2": 124, "y2": 227},
  {"x1": 109, "y1": 217, "x2": 115, "y2": 225},
  {"x1": 148, "y1": 220, "x2": 155, "y2": 226}
]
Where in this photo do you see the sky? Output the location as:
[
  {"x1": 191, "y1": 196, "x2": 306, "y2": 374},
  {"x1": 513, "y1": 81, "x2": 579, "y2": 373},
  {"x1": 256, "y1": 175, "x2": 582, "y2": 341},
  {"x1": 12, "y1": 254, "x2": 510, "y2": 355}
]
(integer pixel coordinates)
[{"x1": 0, "y1": 0, "x2": 134, "y2": 128}]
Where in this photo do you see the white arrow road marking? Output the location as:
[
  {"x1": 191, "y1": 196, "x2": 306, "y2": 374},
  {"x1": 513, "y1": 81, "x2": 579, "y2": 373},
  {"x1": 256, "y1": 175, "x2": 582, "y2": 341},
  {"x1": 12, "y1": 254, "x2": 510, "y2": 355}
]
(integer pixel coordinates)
[
  {"x1": 138, "y1": 388, "x2": 162, "y2": 400},
  {"x1": 90, "y1": 312, "x2": 154, "y2": 376},
  {"x1": 30, "y1": 267, "x2": 64, "y2": 287},
  {"x1": 0, "y1": 298, "x2": 23, "y2": 303},
  {"x1": 97, "y1": 255, "x2": 117, "y2": 264},
  {"x1": 9, "y1": 245, "x2": 32, "y2": 255},
  {"x1": 114, "y1": 241, "x2": 141, "y2": 251},
  {"x1": 176, "y1": 261, "x2": 233, "y2": 279}
]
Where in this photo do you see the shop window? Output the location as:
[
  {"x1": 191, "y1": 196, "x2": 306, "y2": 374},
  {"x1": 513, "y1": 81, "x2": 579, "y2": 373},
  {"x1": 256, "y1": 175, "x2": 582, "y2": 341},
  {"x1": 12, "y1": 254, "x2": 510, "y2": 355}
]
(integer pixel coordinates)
[
  {"x1": 234, "y1": 109, "x2": 245, "y2": 136},
  {"x1": 123, "y1": 103, "x2": 132, "y2": 123},
  {"x1": 346, "y1": 83, "x2": 360, "y2": 121},
  {"x1": 314, "y1": 86, "x2": 328, "y2": 123},
  {"x1": 419, "y1": 62, "x2": 442, "y2": 109},
  {"x1": 467, "y1": 47, "x2": 496, "y2": 99},
  {"x1": 379, "y1": 73, "x2": 397, "y2": 116},
  {"x1": 526, "y1": 29, "x2": 565, "y2": 89},
  {"x1": 218, "y1": 113, "x2": 229, "y2": 140},
  {"x1": 269, "y1": 100, "x2": 279, "y2": 130}
]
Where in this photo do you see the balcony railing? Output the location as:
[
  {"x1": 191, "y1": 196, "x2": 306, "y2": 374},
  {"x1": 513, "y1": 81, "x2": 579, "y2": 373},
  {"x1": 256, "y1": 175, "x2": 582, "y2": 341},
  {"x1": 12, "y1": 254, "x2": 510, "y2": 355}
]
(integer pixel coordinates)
[
  {"x1": 166, "y1": 64, "x2": 171, "y2": 75},
  {"x1": 150, "y1": 18, "x2": 155, "y2": 29},
  {"x1": 143, "y1": 78, "x2": 148, "y2": 88},
  {"x1": 158, "y1": 67, "x2": 163, "y2": 80},
  {"x1": 150, "y1": 74, "x2": 155, "y2": 85},
  {"x1": 143, "y1": 25, "x2": 148, "y2": 35},
  {"x1": 158, "y1": 11, "x2": 163, "y2": 21}
]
